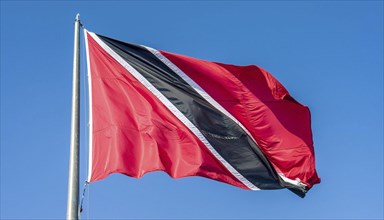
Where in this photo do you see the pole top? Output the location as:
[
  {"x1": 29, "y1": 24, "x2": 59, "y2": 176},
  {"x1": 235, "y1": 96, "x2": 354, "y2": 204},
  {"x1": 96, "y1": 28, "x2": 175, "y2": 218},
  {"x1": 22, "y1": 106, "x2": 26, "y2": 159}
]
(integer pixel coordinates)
[{"x1": 75, "y1": 13, "x2": 80, "y2": 21}]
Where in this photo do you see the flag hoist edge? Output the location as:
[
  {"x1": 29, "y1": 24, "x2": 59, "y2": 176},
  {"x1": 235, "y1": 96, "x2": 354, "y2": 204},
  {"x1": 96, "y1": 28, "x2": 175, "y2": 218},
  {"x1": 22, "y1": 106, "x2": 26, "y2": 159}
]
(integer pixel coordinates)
[{"x1": 84, "y1": 29, "x2": 320, "y2": 197}]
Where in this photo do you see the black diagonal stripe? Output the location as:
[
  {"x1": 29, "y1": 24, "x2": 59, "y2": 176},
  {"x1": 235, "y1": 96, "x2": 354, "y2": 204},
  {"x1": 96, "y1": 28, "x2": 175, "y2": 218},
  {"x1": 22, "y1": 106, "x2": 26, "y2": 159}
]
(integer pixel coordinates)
[{"x1": 97, "y1": 34, "x2": 291, "y2": 191}]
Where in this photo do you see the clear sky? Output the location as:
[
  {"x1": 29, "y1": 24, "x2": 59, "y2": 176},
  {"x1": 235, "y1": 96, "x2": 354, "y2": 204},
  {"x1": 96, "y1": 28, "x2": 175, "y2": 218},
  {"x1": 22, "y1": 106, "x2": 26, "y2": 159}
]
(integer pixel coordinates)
[{"x1": 1, "y1": 1, "x2": 383, "y2": 219}]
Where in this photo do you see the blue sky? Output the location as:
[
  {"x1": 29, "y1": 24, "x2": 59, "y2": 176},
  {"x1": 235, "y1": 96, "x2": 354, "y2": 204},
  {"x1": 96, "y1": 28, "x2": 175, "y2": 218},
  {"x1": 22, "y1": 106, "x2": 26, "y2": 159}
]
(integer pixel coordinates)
[{"x1": 1, "y1": 1, "x2": 383, "y2": 219}]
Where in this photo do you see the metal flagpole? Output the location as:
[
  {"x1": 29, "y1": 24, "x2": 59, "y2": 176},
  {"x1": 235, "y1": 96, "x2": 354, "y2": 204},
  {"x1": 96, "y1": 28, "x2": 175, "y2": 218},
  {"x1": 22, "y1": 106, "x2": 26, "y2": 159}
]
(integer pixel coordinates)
[{"x1": 67, "y1": 13, "x2": 81, "y2": 220}]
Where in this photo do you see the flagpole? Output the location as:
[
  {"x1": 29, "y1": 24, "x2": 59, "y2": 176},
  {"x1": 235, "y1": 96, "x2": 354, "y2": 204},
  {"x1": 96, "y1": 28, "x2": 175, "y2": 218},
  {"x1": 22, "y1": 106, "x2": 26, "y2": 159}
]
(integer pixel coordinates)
[{"x1": 67, "y1": 13, "x2": 81, "y2": 220}]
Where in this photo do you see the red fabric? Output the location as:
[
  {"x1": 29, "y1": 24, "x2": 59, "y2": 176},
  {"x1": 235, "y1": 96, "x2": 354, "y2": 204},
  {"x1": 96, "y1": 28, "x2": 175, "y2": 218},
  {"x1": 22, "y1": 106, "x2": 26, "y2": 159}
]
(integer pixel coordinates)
[
  {"x1": 87, "y1": 33, "x2": 248, "y2": 189},
  {"x1": 160, "y1": 51, "x2": 320, "y2": 189}
]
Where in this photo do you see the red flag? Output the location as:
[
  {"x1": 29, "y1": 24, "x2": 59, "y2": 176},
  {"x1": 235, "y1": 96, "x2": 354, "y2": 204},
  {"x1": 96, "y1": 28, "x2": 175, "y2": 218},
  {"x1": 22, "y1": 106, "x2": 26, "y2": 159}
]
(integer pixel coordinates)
[{"x1": 85, "y1": 30, "x2": 320, "y2": 197}]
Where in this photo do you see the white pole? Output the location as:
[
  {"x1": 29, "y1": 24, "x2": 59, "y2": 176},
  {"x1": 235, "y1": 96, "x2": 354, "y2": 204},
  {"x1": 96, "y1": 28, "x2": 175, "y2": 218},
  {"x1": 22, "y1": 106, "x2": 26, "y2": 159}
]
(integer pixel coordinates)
[{"x1": 67, "y1": 13, "x2": 81, "y2": 220}]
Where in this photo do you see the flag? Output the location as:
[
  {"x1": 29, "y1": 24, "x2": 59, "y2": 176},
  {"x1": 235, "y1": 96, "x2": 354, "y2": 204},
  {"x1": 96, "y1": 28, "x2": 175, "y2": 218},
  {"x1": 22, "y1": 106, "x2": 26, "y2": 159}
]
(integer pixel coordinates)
[{"x1": 84, "y1": 29, "x2": 320, "y2": 197}]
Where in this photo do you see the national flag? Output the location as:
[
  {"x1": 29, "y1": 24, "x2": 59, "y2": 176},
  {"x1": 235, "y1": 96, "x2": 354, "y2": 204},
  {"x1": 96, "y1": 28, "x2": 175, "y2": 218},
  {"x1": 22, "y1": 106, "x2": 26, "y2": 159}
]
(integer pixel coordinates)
[{"x1": 84, "y1": 29, "x2": 320, "y2": 197}]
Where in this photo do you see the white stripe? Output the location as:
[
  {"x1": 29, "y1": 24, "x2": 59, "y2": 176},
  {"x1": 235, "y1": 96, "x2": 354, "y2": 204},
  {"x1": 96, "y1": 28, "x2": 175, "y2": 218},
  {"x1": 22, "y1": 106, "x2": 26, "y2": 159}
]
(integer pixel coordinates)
[
  {"x1": 145, "y1": 47, "x2": 307, "y2": 189},
  {"x1": 84, "y1": 29, "x2": 93, "y2": 182},
  {"x1": 87, "y1": 31, "x2": 259, "y2": 190},
  {"x1": 280, "y1": 174, "x2": 307, "y2": 188}
]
